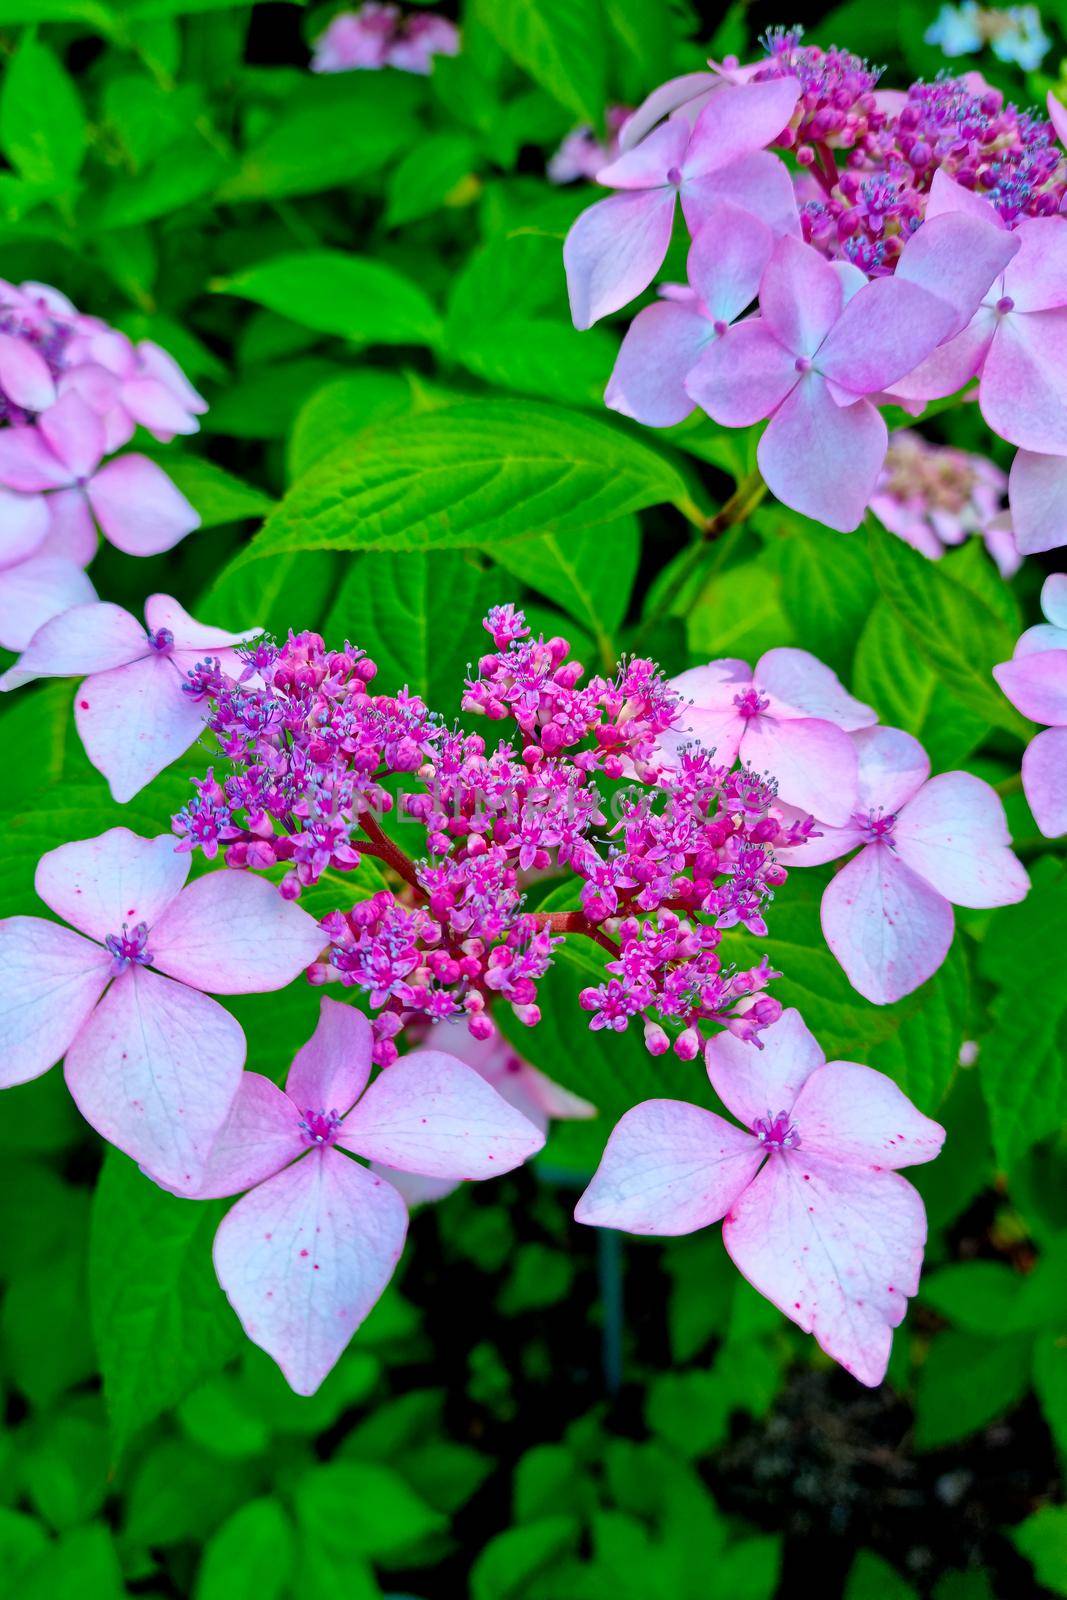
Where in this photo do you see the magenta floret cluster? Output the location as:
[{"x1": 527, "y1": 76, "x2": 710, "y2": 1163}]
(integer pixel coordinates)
[{"x1": 175, "y1": 608, "x2": 796, "y2": 1067}]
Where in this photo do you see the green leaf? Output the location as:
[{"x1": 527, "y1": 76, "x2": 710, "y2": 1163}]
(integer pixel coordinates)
[
  {"x1": 214, "y1": 251, "x2": 442, "y2": 349},
  {"x1": 920, "y1": 1258, "x2": 1067, "y2": 1336},
  {"x1": 200, "y1": 549, "x2": 339, "y2": 638},
  {"x1": 470, "y1": 1515, "x2": 580, "y2": 1600},
  {"x1": 0, "y1": 1510, "x2": 48, "y2": 1591},
  {"x1": 491, "y1": 516, "x2": 639, "y2": 660},
  {"x1": 323, "y1": 548, "x2": 500, "y2": 712},
  {"x1": 385, "y1": 132, "x2": 478, "y2": 227},
  {"x1": 913, "y1": 1329, "x2": 1033, "y2": 1448},
  {"x1": 294, "y1": 1461, "x2": 444, "y2": 1562},
  {"x1": 287, "y1": 369, "x2": 418, "y2": 480},
  {"x1": 853, "y1": 601, "x2": 988, "y2": 770},
  {"x1": 159, "y1": 453, "x2": 274, "y2": 528},
  {"x1": 1035, "y1": 1334, "x2": 1067, "y2": 1459},
  {"x1": 234, "y1": 399, "x2": 689, "y2": 565},
  {"x1": 474, "y1": 0, "x2": 607, "y2": 124},
  {"x1": 18, "y1": 1525, "x2": 125, "y2": 1600},
  {"x1": 89, "y1": 1150, "x2": 240, "y2": 1456},
  {"x1": 868, "y1": 521, "x2": 1028, "y2": 738},
  {"x1": 1013, "y1": 1507, "x2": 1067, "y2": 1597},
  {"x1": 845, "y1": 1551, "x2": 919, "y2": 1600},
  {"x1": 96, "y1": 138, "x2": 226, "y2": 227},
  {"x1": 977, "y1": 858, "x2": 1067, "y2": 1168},
  {"x1": 195, "y1": 1498, "x2": 295, "y2": 1600},
  {"x1": 686, "y1": 558, "x2": 796, "y2": 663},
  {"x1": 771, "y1": 513, "x2": 876, "y2": 678},
  {"x1": 445, "y1": 231, "x2": 618, "y2": 407},
  {"x1": 0, "y1": 35, "x2": 86, "y2": 185}
]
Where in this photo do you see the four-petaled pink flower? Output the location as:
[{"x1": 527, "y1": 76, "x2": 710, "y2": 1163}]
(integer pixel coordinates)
[
  {"x1": 994, "y1": 573, "x2": 1067, "y2": 838},
  {"x1": 774, "y1": 725, "x2": 1029, "y2": 1002},
  {"x1": 575, "y1": 1007, "x2": 945, "y2": 1385},
  {"x1": 0, "y1": 389, "x2": 198, "y2": 558},
  {"x1": 0, "y1": 593, "x2": 260, "y2": 802},
  {"x1": 0, "y1": 828, "x2": 324, "y2": 1189},
  {"x1": 686, "y1": 215, "x2": 1014, "y2": 530},
  {"x1": 563, "y1": 75, "x2": 802, "y2": 329},
  {"x1": 605, "y1": 201, "x2": 776, "y2": 428},
  {"x1": 661, "y1": 648, "x2": 876, "y2": 826},
  {"x1": 189, "y1": 997, "x2": 545, "y2": 1395}
]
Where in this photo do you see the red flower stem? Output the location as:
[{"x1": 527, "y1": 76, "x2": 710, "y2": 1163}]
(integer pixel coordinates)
[{"x1": 357, "y1": 813, "x2": 424, "y2": 892}]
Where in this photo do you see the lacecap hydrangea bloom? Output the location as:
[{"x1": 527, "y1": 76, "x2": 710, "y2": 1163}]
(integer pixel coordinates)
[
  {"x1": 869, "y1": 429, "x2": 1019, "y2": 577},
  {"x1": 0, "y1": 278, "x2": 203, "y2": 649},
  {"x1": 994, "y1": 573, "x2": 1067, "y2": 838},
  {"x1": 566, "y1": 27, "x2": 1067, "y2": 541},
  {"x1": 576, "y1": 1008, "x2": 945, "y2": 1385}
]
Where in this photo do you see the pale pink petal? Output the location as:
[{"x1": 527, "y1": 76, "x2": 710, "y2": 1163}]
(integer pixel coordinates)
[
  {"x1": 1001, "y1": 217, "x2": 1067, "y2": 313},
  {"x1": 120, "y1": 377, "x2": 200, "y2": 440},
  {"x1": 684, "y1": 77, "x2": 800, "y2": 177},
  {"x1": 821, "y1": 845, "x2": 955, "y2": 1004},
  {"x1": 687, "y1": 202, "x2": 771, "y2": 322},
  {"x1": 758, "y1": 377, "x2": 887, "y2": 533},
  {"x1": 285, "y1": 996, "x2": 373, "y2": 1115},
  {"x1": 851, "y1": 725, "x2": 931, "y2": 814},
  {"x1": 886, "y1": 307, "x2": 996, "y2": 403},
  {"x1": 87, "y1": 455, "x2": 199, "y2": 556},
  {"x1": 659, "y1": 661, "x2": 749, "y2": 766},
  {"x1": 894, "y1": 772, "x2": 1029, "y2": 908},
  {"x1": 770, "y1": 819, "x2": 863, "y2": 867},
  {"x1": 924, "y1": 168, "x2": 1006, "y2": 227},
  {"x1": 187, "y1": 1073, "x2": 304, "y2": 1200},
  {"x1": 1048, "y1": 90, "x2": 1067, "y2": 151},
  {"x1": 37, "y1": 487, "x2": 97, "y2": 566},
  {"x1": 0, "y1": 917, "x2": 110, "y2": 1088},
  {"x1": 685, "y1": 317, "x2": 796, "y2": 425},
  {"x1": 617, "y1": 73, "x2": 716, "y2": 151},
  {"x1": 817, "y1": 277, "x2": 957, "y2": 395},
  {"x1": 574, "y1": 1099, "x2": 762, "y2": 1234},
  {"x1": 1042, "y1": 574, "x2": 1067, "y2": 630},
  {"x1": 993, "y1": 650, "x2": 1067, "y2": 725},
  {"x1": 213, "y1": 1148, "x2": 408, "y2": 1395},
  {"x1": 135, "y1": 340, "x2": 207, "y2": 414},
  {"x1": 64, "y1": 965, "x2": 246, "y2": 1191},
  {"x1": 741, "y1": 714, "x2": 860, "y2": 826},
  {"x1": 0, "y1": 334, "x2": 55, "y2": 411},
  {"x1": 0, "y1": 425, "x2": 74, "y2": 491},
  {"x1": 39, "y1": 389, "x2": 105, "y2": 479},
  {"x1": 0, "y1": 600, "x2": 145, "y2": 691},
  {"x1": 521, "y1": 1064, "x2": 596, "y2": 1121},
  {"x1": 143, "y1": 593, "x2": 261, "y2": 653},
  {"x1": 596, "y1": 116, "x2": 686, "y2": 188},
  {"x1": 0, "y1": 487, "x2": 49, "y2": 568},
  {"x1": 759, "y1": 235, "x2": 843, "y2": 359},
  {"x1": 704, "y1": 1007, "x2": 825, "y2": 1129},
  {"x1": 564, "y1": 189, "x2": 678, "y2": 329},
  {"x1": 894, "y1": 211, "x2": 1018, "y2": 338},
  {"x1": 723, "y1": 1153, "x2": 928, "y2": 1385},
  {"x1": 755, "y1": 648, "x2": 876, "y2": 730},
  {"x1": 1023, "y1": 726, "x2": 1067, "y2": 837},
  {"x1": 789, "y1": 1061, "x2": 946, "y2": 1168},
  {"x1": 0, "y1": 556, "x2": 97, "y2": 654},
  {"x1": 34, "y1": 827, "x2": 188, "y2": 943},
  {"x1": 980, "y1": 309, "x2": 1067, "y2": 455},
  {"x1": 604, "y1": 300, "x2": 711, "y2": 426},
  {"x1": 1008, "y1": 449, "x2": 1067, "y2": 556},
  {"x1": 149, "y1": 869, "x2": 324, "y2": 994},
  {"x1": 681, "y1": 150, "x2": 800, "y2": 240},
  {"x1": 74, "y1": 653, "x2": 207, "y2": 804},
  {"x1": 339, "y1": 1049, "x2": 545, "y2": 1179},
  {"x1": 370, "y1": 1164, "x2": 459, "y2": 1207}
]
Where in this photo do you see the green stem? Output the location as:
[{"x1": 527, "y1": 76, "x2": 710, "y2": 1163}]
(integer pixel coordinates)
[{"x1": 994, "y1": 771, "x2": 1023, "y2": 798}]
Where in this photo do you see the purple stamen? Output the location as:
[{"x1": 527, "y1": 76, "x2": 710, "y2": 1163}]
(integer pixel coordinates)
[
  {"x1": 733, "y1": 688, "x2": 771, "y2": 719},
  {"x1": 147, "y1": 628, "x2": 175, "y2": 654},
  {"x1": 104, "y1": 921, "x2": 152, "y2": 975},
  {"x1": 752, "y1": 1109, "x2": 800, "y2": 1150},
  {"x1": 299, "y1": 1108, "x2": 343, "y2": 1146}
]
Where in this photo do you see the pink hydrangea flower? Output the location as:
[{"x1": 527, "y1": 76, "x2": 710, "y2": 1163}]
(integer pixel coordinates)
[
  {"x1": 661, "y1": 649, "x2": 877, "y2": 826},
  {"x1": 0, "y1": 594, "x2": 260, "y2": 803},
  {"x1": 575, "y1": 1007, "x2": 945, "y2": 1385},
  {"x1": 605, "y1": 201, "x2": 777, "y2": 427},
  {"x1": 311, "y1": 5, "x2": 458, "y2": 76},
  {"x1": 774, "y1": 725, "x2": 1029, "y2": 1002},
  {"x1": 0, "y1": 480, "x2": 97, "y2": 651},
  {"x1": 189, "y1": 997, "x2": 545, "y2": 1394},
  {"x1": 993, "y1": 573, "x2": 1067, "y2": 838},
  {"x1": 563, "y1": 75, "x2": 802, "y2": 328},
  {"x1": 870, "y1": 429, "x2": 1020, "y2": 576},
  {"x1": 889, "y1": 175, "x2": 1067, "y2": 456},
  {"x1": 0, "y1": 390, "x2": 199, "y2": 559},
  {"x1": 0, "y1": 828, "x2": 323, "y2": 1189},
  {"x1": 685, "y1": 218, "x2": 1010, "y2": 530}
]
